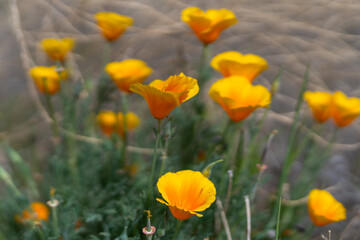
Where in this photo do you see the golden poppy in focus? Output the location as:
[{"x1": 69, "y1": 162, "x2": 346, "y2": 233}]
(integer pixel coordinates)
[
  {"x1": 97, "y1": 111, "x2": 140, "y2": 137},
  {"x1": 156, "y1": 170, "x2": 216, "y2": 220},
  {"x1": 29, "y1": 66, "x2": 66, "y2": 95},
  {"x1": 331, "y1": 91, "x2": 360, "y2": 127},
  {"x1": 95, "y1": 12, "x2": 133, "y2": 42},
  {"x1": 304, "y1": 91, "x2": 332, "y2": 123},
  {"x1": 41, "y1": 38, "x2": 74, "y2": 62},
  {"x1": 181, "y1": 7, "x2": 237, "y2": 45},
  {"x1": 209, "y1": 76, "x2": 271, "y2": 122},
  {"x1": 307, "y1": 189, "x2": 346, "y2": 226},
  {"x1": 210, "y1": 51, "x2": 268, "y2": 82},
  {"x1": 15, "y1": 202, "x2": 50, "y2": 224},
  {"x1": 105, "y1": 59, "x2": 153, "y2": 93},
  {"x1": 130, "y1": 73, "x2": 199, "y2": 119}
]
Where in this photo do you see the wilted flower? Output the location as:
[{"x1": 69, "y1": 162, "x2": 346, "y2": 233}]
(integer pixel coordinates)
[
  {"x1": 181, "y1": 7, "x2": 237, "y2": 45},
  {"x1": 209, "y1": 76, "x2": 271, "y2": 122},
  {"x1": 15, "y1": 202, "x2": 50, "y2": 224},
  {"x1": 307, "y1": 189, "x2": 346, "y2": 226},
  {"x1": 304, "y1": 91, "x2": 332, "y2": 123},
  {"x1": 29, "y1": 66, "x2": 66, "y2": 94},
  {"x1": 156, "y1": 170, "x2": 216, "y2": 220},
  {"x1": 331, "y1": 91, "x2": 360, "y2": 127},
  {"x1": 95, "y1": 12, "x2": 133, "y2": 42},
  {"x1": 210, "y1": 51, "x2": 268, "y2": 82},
  {"x1": 97, "y1": 111, "x2": 140, "y2": 137},
  {"x1": 130, "y1": 73, "x2": 199, "y2": 119},
  {"x1": 105, "y1": 59, "x2": 153, "y2": 93},
  {"x1": 41, "y1": 38, "x2": 74, "y2": 62}
]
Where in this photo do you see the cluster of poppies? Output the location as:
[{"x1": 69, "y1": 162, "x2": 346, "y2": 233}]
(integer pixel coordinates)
[{"x1": 23, "y1": 6, "x2": 352, "y2": 231}]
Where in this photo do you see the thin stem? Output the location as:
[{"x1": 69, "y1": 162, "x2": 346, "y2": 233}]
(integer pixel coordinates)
[
  {"x1": 198, "y1": 44, "x2": 211, "y2": 87},
  {"x1": 216, "y1": 198, "x2": 232, "y2": 240},
  {"x1": 171, "y1": 219, "x2": 183, "y2": 240},
  {"x1": 35, "y1": 225, "x2": 46, "y2": 240},
  {"x1": 148, "y1": 120, "x2": 162, "y2": 201},
  {"x1": 275, "y1": 197, "x2": 282, "y2": 240},
  {"x1": 267, "y1": 67, "x2": 309, "y2": 230},
  {"x1": 159, "y1": 120, "x2": 171, "y2": 176},
  {"x1": 52, "y1": 207, "x2": 59, "y2": 237},
  {"x1": 244, "y1": 195, "x2": 251, "y2": 240},
  {"x1": 44, "y1": 90, "x2": 60, "y2": 138},
  {"x1": 121, "y1": 92, "x2": 129, "y2": 166},
  {"x1": 224, "y1": 170, "x2": 233, "y2": 213}
]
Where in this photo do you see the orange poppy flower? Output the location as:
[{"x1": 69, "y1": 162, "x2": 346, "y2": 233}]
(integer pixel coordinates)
[
  {"x1": 181, "y1": 7, "x2": 237, "y2": 45},
  {"x1": 97, "y1": 111, "x2": 140, "y2": 137},
  {"x1": 209, "y1": 76, "x2": 271, "y2": 122},
  {"x1": 307, "y1": 189, "x2": 346, "y2": 226},
  {"x1": 210, "y1": 51, "x2": 268, "y2": 82},
  {"x1": 331, "y1": 91, "x2": 360, "y2": 127},
  {"x1": 94, "y1": 12, "x2": 133, "y2": 42},
  {"x1": 105, "y1": 59, "x2": 153, "y2": 93},
  {"x1": 29, "y1": 66, "x2": 66, "y2": 95},
  {"x1": 156, "y1": 170, "x2": 216, "y2": 220},
  {"x1": 130, "y1": 73, "x2": 199, "y2": 119},
  {"x1": 15, "y1": 202, "x2": 50, "y2": 224},
  {"x1": 41, "y1": 38, "x2": 74, "y2": 62},
  {"x1": 304, "y1": 91, "x2": 332, "y2": 123}
]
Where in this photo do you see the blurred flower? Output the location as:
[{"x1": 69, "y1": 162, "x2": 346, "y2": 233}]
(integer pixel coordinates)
[
  {"x1": 304, "y1": 91, "x2": 332, "y2": 123},
  {"x1": 307, "y1": 189, "x2": 346, "y2": 226},
  {"x1": 97, "y1": 111, "x2": 140, "y2": 137},
  {"x1": 29, "y1": 66, "x2": 66, "y2": 94},
  {"x1": 210, "y1": 51, "x2": 268, "y2": 82},
  {"x1": 95, "y1": 12, "x2": 133, "y2": 42},
  {"x1": 156, "y1": 170, "x2": 216, "y2": 220},
  {"x1": 130, "y1": 73, "x2": 199, "y2": 119},
  {"x1": 41, "y1": 38, "x2": 74, "y2": 62},
  {"x1": 181, "y1": 7, "x2": 237, "y2": 45},
  {"x1": 106, "y1": 59, "x2": 153, "y2": 93},
  {"x1": 125, "y1": 163, "x2": 139, "y2": 178},
  {"x1": 331, "y1": 91, "x2": 360, "y2": 127},
  {"x1": 209, "y1": 76, "x2": 271, "y2": 122},
  {"x1": 16, "y1": 202, "x2": 50, "y2": 224}
]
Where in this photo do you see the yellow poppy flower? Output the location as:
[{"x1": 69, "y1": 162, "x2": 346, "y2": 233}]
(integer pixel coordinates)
[
  {"x1": 331, "y1": 91, "x2": 360, "y2": 127},
  {"x1": 97, "y1": 111, "x2": 140, "y2": 137},
  {"x1": 15, "y1": 202, "x2": 50, "y2": 224},
  {"x1": 130, "y1": 73, "x2": 199, "y2": 119},
  {"x1": 41, "y1": 38, "x2": 74, "y2": 62},
  {"x1": 95, "y1": 12, "x2": 133, "y2": 42},
  {"x1": 304, "y1": 91, "x2": 332, "y2": 123},
  {"x1": 181, "y1": 7, "x2": 237, "y2": 45},
  {"x1": 29, "y1": 66, "x2": 66, "y2": 95},
  {"x1": 105, "y1": 59, "x2": 153, "y2": 93},
  {"x1": 209, "y1": 76, "x2": 271, "y2": 122},
  {"x1": 156, "y1": 170, "x2": 216, "y2": 220},
  {"x1": 307, "y1": 189, "x2": 346, "y2": 226},
  {"x1": 210, "y1": 51, "x2": 268, "y2": 82}
]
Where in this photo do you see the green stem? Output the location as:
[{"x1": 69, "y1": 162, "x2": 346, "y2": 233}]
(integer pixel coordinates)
[
  {"x1": 171, "y1": 219, "x2": 183, "y2": 240},
  {"x1": 266, "y1": 66, "x2": 309, "y2": 231},
  {"x1": 159, "y1": 121, "x2": 172, "y2": 176},
  {"x1": 121, "y1": 92, "x2": 129, "y2": 166},
  {"x1": 148, "y1": 120, "x2": 162, "y2": 201},
  {"x1": 275, "y1": 197, "x2": 282, "y2": 240},
  {"x1": 44, "y1": 87, "x2": 60, "y2": 138},
  {"x1": 0, "y1": 165, "x2": 21, "y2": 197},
  {"x1": 198, "y1": 44, "x2": 211, "y2": 87},
  {"x1": 52, "y1": 207, "x2": 59, "y2": 237},
  {"x1": 35, "y1": 225, "x2": 46, "y2": 240}
]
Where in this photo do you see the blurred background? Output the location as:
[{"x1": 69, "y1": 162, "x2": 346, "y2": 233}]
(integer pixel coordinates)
[{"x1": 1, "y1": 0, "x2": 360, "y2": 238}]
